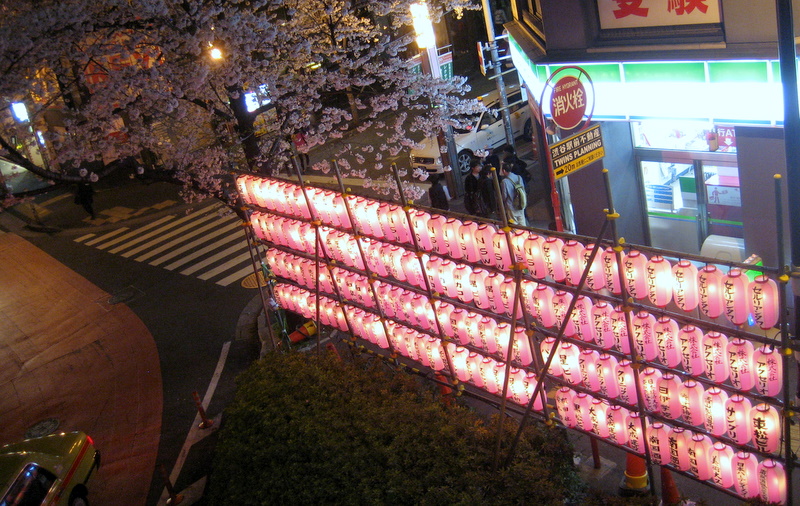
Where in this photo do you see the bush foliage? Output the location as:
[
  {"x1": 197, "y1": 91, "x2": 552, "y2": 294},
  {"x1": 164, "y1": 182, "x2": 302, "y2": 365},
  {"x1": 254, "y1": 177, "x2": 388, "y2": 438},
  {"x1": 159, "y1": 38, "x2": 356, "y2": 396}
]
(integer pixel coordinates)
[{"x1": 208, "y1": 351, "x2": 583, "y2": 505}]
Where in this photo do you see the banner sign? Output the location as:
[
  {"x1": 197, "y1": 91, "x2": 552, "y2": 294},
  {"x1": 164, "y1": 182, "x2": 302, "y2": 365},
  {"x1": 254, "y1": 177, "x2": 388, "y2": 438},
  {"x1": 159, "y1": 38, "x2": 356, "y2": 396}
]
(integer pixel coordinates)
[
  {"x1": 549, "y1": 124, "x2": 605, "y2": 179},
  {"x1": 597, "y1": 0, "x2": 721, "y2": 29}
]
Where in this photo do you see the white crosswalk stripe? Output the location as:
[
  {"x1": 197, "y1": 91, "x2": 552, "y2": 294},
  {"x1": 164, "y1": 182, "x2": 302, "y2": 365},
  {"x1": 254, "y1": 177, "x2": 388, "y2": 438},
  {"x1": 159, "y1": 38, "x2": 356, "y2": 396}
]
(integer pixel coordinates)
[{"x1": 74, "y1": 202, "x2": 259, "y2": 286}]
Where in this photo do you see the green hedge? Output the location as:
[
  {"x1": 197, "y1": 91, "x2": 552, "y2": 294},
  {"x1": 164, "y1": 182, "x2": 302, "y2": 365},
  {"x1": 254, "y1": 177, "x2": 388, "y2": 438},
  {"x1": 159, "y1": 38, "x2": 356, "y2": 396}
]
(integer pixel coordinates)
[{"x1": 207, "y1": 351, "x2": 583, "y2": 505}]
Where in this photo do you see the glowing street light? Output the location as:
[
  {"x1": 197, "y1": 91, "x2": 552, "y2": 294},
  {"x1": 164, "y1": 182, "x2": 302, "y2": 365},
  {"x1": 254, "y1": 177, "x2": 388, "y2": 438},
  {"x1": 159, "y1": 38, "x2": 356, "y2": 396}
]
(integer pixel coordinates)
[{"x1": 410, "y1": 3, "x2": 435, "y2": 49}]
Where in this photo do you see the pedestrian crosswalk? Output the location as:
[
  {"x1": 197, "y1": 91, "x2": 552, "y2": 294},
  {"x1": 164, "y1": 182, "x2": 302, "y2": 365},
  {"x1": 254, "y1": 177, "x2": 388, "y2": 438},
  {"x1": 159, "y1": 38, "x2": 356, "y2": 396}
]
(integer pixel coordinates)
[{"x1": 74, "y1": 202, "x2": 259, "y2": 287}]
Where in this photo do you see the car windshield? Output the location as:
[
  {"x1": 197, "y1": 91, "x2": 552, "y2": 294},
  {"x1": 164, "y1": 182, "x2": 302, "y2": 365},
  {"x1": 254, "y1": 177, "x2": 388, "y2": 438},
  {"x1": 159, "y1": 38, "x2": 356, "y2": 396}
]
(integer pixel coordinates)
[{"x1": 1, "y1": 464, "x2": 56, "y2": 506}]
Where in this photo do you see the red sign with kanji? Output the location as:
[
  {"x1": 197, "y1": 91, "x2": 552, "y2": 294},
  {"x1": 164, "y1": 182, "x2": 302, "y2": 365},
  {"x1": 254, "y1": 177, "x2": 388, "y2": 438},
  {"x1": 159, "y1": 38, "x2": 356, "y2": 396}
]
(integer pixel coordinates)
[{"x1": 549, "y1": 76, "x2": 587, "y2": 130}]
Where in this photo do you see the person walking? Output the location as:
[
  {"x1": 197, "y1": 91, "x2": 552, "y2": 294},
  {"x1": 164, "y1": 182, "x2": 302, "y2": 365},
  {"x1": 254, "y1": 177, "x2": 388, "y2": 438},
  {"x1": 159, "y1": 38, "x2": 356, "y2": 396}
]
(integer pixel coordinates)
[
  {"x1": 74, "y1": 182, "x2": 96, "y2": 220},
  {"x1": 499, "y1": 162, "x2": 527, "y2": 226},
  {"x1": 428, "y1": 174, "x2": 450, "y2": 211},
  {"x1": 478, "y1": 165, "x2": 498, "y2": 220},
  {"x1": 464, "y1": 158, "x2": 487, "y2": 217}
]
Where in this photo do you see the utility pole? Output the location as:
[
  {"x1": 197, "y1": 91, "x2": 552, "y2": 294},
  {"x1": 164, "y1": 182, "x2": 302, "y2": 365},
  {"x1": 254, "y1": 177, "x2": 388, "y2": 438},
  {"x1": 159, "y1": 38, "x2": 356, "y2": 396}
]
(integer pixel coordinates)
[{"x1": 480, "y1": 0, "x2": 515, "y2": 149}]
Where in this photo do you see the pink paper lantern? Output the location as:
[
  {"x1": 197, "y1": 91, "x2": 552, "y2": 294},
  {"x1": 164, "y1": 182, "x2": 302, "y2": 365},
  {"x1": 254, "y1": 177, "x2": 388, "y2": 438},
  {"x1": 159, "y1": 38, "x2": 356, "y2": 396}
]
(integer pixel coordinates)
[
  {"x1": 532, "y1": 284, "x2": 557, "y2": 327},
  {"x1": 648, "y1": 422, "x2": 671, "y2": 465},
  {"x1": 485, "y1": 272, "x2": 505, "y2": 314},
  {"x1": 410, "y1": 209, "x2": 433, "y2": 251},
  {"x1": 703, "y1": 386, "x2": 729, "y2": 436},
  {"x1": 540, "y1": 336, "x2": 563, "y2": 376},
  {"x1": 443, "y1": 217, "x2": 463, "y2": 259},
  {"x1": 552, "y1": 290, "x2": 576, "y2": 336},
  {"x1": 605, "y1": 405, "x2": 629, "y2": 445},
  {"x1": 591, "y1": 301, "x2": 615, "y2": 349},
  {"x1": 475, "y1": 223, "x2": 497, "y2": 266},
  {"x1": 658, "y1": 373, "x2": 683, "y2": 420},
  {"x1": 427, "y1": 214, "x2": 449, "y2": 256},
  {"x1": 509, "y1": 230, "x2": 528, "y2": 265},
  {"x1": 467, "y1": 352, "x2": 485, "y2": 387},
  {"x1": 579, "y1": 348, "x2": 602, "y2": 391},
  {"x1": 678, "y1": 325, "x2": 705, "y2": 376},
  {"x1": 424, "y1": 255, "x2": 443, "y2": 293},
  {"x1": 753, "y1": 345, "x2": 783, "y2": 396},
  {"x1": 615, "y1": 359, "x2": 638, "y2": 405},
  {"x1": 601, "y1": 247, "x2": 623, "y2": 294},
  {"x1": 555, "y1": 387, "x2": 578, "y2": 428},
  {"x1": 710, "y1": 442, "x2": 735, "y2": 489},
  {"x1": 498, "y1": 276, "x2": 517, "y2": 316},
  {"x1": 622, "y1": 249, "x2": 649, "y2": 300},
  {"x1": 750, "y1": 275, "x2": 781, "y2": 330},
  {"x1": 491, "y1": 231, "x2": 513, "y2": 271},
  {"x1": 757, "y1": 459, "x2": 786, "y2": 504},
  {"x1": 469, "y1": 268, "x2": 492, "y2": 309},
  {"x1": 597, "y1": 353, "x2": 620, "y2": 399},
  {"x1": 402, "y1": 250, "x2": 425, "y2": 289},
  {"x1": 654, "y1": 316, "x2": 682, "y2": 368},
  {"x1": 458, "y1": 220, "x2": 481, "y2": 263},
  {"x1": 508, "y1": 369, "x2": 542, "y2": 409},
  {"x1": 646, "y1": 255, "x2": 673, "y2": 307},
  {"x1": 478, "y1": 316, "x2": 498, "y2": 354},
  {"x1": 562, "y1": 239, "x2": 585, "y2": 286},
  {"x1": 542, "y1": 236, "x2": 566, "y2": 282},
  {"x1": 439, "y1": 259, "x2": 458, "y2": 299},
  {"x1": 725, "y1": 394, "x2": 753, "y2": 445},
  {"x1": 689, "y1": 433, "x2": 714, "y2": 480},
  {"x1": 626, "y1": 411, "x2": 645, "y2": 453},
  {"x1": 750, "y1": 403, "x2": 781, "y2": 454},
  {"x1": 521, "y1": 279, "x2": 539, "y2": 318},
  {"x1": 480, "y1": 357, "x2": 502, "y2": 393},
  {"x1": 610, "y1": 305, "x2": 631, "y2": 354},
  {"x1": 589, "y1": 398, "x2": 611, "y2": 437},
  {"x1": 699, "y1": 264, "x2": 725, "y2": 318},
  {"x1": 582, "y1": 243, "x2": 606, "y2": 291},
  {"x1": 732, "y1": 451, "x2": 760, "y2": 499},
  {"x1": 631, "y1": 311, "x2": 658, "y2": 361},
  {"x1": 511, "y1": 326, "x2": 534, "y2": 366},
  {"x1": 390, "y1": 204, "x2": 412, "y2": 244},
  {"x1": 570, "y1": 295, "x2": 595, "y2": 342},
  {"x1": 464, "y1": 312, "x2": 482, "y2": 348},
  {"x1": 558, "y1": 342, "x2": 583, "y2": 385},
  {"x1": 523, "y1": 234, "x2": 548, "y2": 279},
  {"x1": 639, "y1": 366, "x2": 662, "y2": 413},
  {"x1": 451, "y1": 346, "x2": 470, "y2": 381},
  {"x1": 722, "y1": 268, "x2": 751, "y2": 325},
  {"x1": 702, "y1": 331, "x2": 730, "y2": 383},
  {"x1": 727, "y1": 338, "x2": 756, "y2": 391},
  {"x1": 573, "y1": 392, "x2": 594, "y2": 432},
  {"x1": 451, "y1": 308, "x2": 468, "y2": 345},
  {"x1": 667, "y1": 426, "x2": 692, "y2": 471},
  {"x1": 452, "y1": 264, "x2": 473, "y2": 304}
]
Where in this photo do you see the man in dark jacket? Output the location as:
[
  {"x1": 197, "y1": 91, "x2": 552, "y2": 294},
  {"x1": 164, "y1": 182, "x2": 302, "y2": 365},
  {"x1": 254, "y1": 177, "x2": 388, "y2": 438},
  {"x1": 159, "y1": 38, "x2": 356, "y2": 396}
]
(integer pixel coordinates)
[{"x1": 428, "y1": 174, "x2": 449, "y2": 211}]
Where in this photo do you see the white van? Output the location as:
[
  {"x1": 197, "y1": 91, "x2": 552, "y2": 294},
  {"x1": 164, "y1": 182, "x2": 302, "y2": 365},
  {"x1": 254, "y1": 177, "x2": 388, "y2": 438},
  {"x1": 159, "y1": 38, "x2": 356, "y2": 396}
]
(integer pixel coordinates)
[{"x1": 410, "y1": 87, "x2": 532, "y2": 174}]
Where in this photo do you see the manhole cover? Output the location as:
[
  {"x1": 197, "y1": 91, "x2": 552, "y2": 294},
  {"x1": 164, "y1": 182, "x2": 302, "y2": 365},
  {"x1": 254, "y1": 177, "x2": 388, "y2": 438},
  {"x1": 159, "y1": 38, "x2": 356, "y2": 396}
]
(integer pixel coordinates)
[
  {"x1": 108, "y1": 286, "x2": 143, "y2": 305},
  {"x1": 25, "y1": 418, "x2": 60, "y2": 439}
]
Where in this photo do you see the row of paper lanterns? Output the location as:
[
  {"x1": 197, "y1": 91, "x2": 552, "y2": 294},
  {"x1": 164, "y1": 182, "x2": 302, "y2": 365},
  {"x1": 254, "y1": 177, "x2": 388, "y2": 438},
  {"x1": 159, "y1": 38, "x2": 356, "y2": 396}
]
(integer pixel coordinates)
[
  {"x1": 272, "y1": 282, "x2": 786, "y2": 503},
  {"x1": 273, "y1": 280, "x2": 783, "y2": 455},
  {"x1": 241, "y1": 176, "x2": 781, "y2": 331},
  {"x1": 265, "y1": 245, "x2": 783, "y2": 396}
]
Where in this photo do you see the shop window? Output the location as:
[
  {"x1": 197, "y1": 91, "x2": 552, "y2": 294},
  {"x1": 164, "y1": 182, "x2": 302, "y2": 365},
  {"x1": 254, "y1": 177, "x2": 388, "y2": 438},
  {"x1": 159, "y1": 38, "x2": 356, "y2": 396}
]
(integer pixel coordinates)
[{"x1": 632, "y1": 120, "x2": 736, "y2": 153}]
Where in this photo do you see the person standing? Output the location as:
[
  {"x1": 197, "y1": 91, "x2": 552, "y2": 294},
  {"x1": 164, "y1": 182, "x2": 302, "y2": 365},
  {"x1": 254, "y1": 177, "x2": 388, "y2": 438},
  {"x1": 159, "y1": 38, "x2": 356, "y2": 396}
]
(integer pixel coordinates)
[
  {"x1": 428, "y1": 174, "x2": 449, "y2": 211},
  {"x1": 464, "y1": 158, "x2": 487, "y2": 217},
  {"x1": 478, "y1": 166, "x2": 498, "y2": 220},
  {"x1": 74, "y1": 182, "x2": 96, "y2": 220},
  {"x1": 500, "y1": 162, "x2": 527, "y2": 226}
]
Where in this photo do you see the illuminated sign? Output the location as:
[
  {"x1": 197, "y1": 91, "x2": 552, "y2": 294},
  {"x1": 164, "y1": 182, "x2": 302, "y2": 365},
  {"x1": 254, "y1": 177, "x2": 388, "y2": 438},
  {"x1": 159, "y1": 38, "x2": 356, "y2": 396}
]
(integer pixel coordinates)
[{"x1": 549, "y1": 124, "x2": 605, "y2": 179}]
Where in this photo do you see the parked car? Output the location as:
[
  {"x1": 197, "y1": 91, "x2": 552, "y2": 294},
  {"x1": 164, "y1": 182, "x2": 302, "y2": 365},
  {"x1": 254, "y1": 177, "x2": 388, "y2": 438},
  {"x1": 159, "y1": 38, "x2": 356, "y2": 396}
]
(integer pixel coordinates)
[
  {"x1": 410, "y1": 87, "x2": 533, "y2": 175},
  {"x1": 0, "y1": 431, "x2": 100, "y2": 506}
]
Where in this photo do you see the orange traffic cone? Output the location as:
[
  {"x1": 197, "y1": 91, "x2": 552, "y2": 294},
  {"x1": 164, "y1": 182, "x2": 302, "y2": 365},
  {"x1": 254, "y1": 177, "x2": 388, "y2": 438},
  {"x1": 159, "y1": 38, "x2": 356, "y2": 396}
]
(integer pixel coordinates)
[
  {"x1": 660, "y1": 466, "x2": 681, "y2": 505},
  {"x1": 619, "y1": 453, "x2": 649, "y2": 497}
]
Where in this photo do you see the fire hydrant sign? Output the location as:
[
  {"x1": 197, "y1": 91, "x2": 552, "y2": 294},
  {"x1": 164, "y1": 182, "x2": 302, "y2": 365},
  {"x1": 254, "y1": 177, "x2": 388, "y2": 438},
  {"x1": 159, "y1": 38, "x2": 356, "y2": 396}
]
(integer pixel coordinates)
[
  {"x1": 549, "y1": 124, "x2": 605, "y2": 179},
  {"x1": 550, "y1": 76, "x2": 587, "y2": 130}
]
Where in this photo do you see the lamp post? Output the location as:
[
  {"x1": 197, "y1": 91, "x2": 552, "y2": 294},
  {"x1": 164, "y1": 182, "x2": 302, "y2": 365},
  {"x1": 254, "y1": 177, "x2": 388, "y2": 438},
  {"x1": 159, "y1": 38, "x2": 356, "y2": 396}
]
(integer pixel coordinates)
[
  {"x1": 410, "y1": 2, "x2": 463, "y2": 197},
  {"x1": 479, "y1": 0, "x2": 515, "y2": 149}
]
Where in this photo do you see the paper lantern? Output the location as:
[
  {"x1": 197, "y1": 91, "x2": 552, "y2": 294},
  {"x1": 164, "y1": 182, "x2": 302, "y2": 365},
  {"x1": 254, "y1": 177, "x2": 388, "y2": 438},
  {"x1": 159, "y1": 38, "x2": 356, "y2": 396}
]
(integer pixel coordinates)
[
  {"x1": 671, "y1": 260, "x2": 699, "y2": 311},
  {"x1": 646, "y1": 255, "x2": 673, "y2": 307},
  {"x1": 466, "y1": 352, "x2": 485, "y2": 387},
  {"x1": 427, "y1": 214, "x2": 449, "y2": 256},
  {"x1": 491, "y1": 231, "x2": 513, "y2": 271},
  {"x1": 601, "y1": 247, "x2": 623, "y2": 294},
  {"x1": 725, "y1": 394, "x2": 753, "y2": 445},
  {"x1": 597, "y1": 353, "x2": 620, "y2": 399},
  {"x1": 458, "y1": 220, "x2": 481, "y2": 262},
  {"x1": 753, "y1": 345, "x2": 782, "y2": 396},
  {"x1": 451, "y1": 308, "x2": 469, "y2": 345},
  {"x1": 606, "y1": 404, "x2": 629, "y2": 445},
  {"x1": 498, "y1": 276, "x2": 517, "y2": 316},
  {"x1": 439, "y1": 259, "x2": 459, "y2": 299},
  {"x1": 591, "y1": 301, "x2": 615, "y2": 349},
  {"x1": 367, "y1": 199, "x2": 387, "y2": 238},
  {"x1": 639, "y1": 366, "x2": 662, "y2": 413},
  {"x1": 520, "y1": 279, "x2": 539, "y2": 318},
  {"x1": 610, "y1": 305, "x2": 631, "y2": 354},
  {"x1": 555, "y1": 387, "x2": 578, "y2": 428},
  {"x1": 570, "y1": 296, "x2": 595, "y2": 342},
  {"x1": 405, "y1": 250, "x2": 426, "y2": 289},
  {"x1": 331, "y1": 194, "x2": 351, "y2": 228},
  {"x1": 699, "y1": 265, "x2": 725, "y2": 318},
  {"x1": 589, "y1": 398, "x2": 610, "y2": 437},
  {"x1": 654, "y1": 317, "x2": 681, "y2": 368},
  {"x1": 478, "y1": 316, "x2": 499, "y2": 354},
  {"x1": 727, "y1": 338, "x2": 756, "y2": 391},
  {"x1": 480, "y1": 357, "x2": 502, "y2": 393},
  {"x1": 532, "y1": 284, "x2": 557, "y2": 327},
  {"x1": 475, "y1": 223, "x2": 497, "y2": 266},
  {"x1": 424, "y1": 255, "x2": 443, "y2": 293},
  {"x1": 542, "y1": 237, "x2": 566, "y2": 282},
  {"x1": 757, "y1": 459, "x2": 786, "y2": 504},
  {"x1": 750, "y1": 275, "x2": 781, "y2": 330},
  {"x1": 678, "y1": 325, "x2": 705, "y2": 376},
  {"x1": 658, "y1": 373, "x2": 683, "y2": 420},
  {"x1": 622, "y1": 249, "x2": 649, "y2": 299},
  {"x1": 631, "y1": 311, "x2": 658, "y2": 362},
  {"x1": 509, "y1": 230, "x2": 528, "y2": 265},
  {"x1": 451, "y1": 346, "x2": 470, "y2": 381},
  {"x1": 648, "y1": 422, "x2": 671, "y2": 464},
  {"x1": 552, "y1": 290, "x2": 576, "y2": 336},
  {"x1": 485, "y1": 272, "x2": 505, "y2": 314},
  {"x1": 450, "y1": 264, "x2": 472, "y2": 304},
  {"x1": 703, "y1": 386, "x2": 729, "y2": 436},
  {"x1": 573, "y1": 392, "x2": 594, "y2": 432},
  {"x1": 511, "y1": 326, "x2": 534, "y2": 366},
  {"x1": 582, "y1": 243, "x2": 606, "y2": 291},
  {"x1": 561, "y1": 240, "x2": 585, "y2": 286},
  {"x1": 410, "y1": 209, "x2": 433, "y2": 251},
  {"x1": 702, "y1": 331, "x2": 730, "y2": 383},
  {"x1": 390, "y1": 204, "x2": 413, "y2": 244},
  {"x1": 689, "y1": 433, "x2": 714, "y2": 480},
  {"x1": 680, "y1": 379, "x2": 705, "y2": 426},
  {"x1": 667, "y1": 427, "x2": 692, "y2": 471},
  {"x1": 508, "y1": 369, "x2": 541, "y2": 408},
  {"x1": 469, "y1": 268, "x2": 492, "y2": 309},
  {"x1": 626, "y1": 411, "x2": 645, "y2": 453},
  {"x1": 523, "y1": 234, "x2": 548, "y2": 279},
  {"x1": 558, "y1": 342, "x2": 583, "y2": 385},
  {"x1": 540, "y1": 336, "x2": 563, "y2": 376},
  {"x1": 710, "y1": 442, "x2": 735, "y2": 489},
  {"x1": 732, "y1": 452, "x2": 760, "y2": 499},
  {"x1": 464, "y1": 312, "x2": 482, "y2": 348},
  {"x1": 443, "y1": 217, "x2": 463, "y2": 259},
  {"x1": 750, "y1": 403, "x2": 781, "y2": 454},
  {"x1": 615, "y1": 359, "x2": 638, "y2": 405},
  {"x1": 722, "y1": 268, "x2": 750, "y2": 325},
  {"x1": 579, "y1": 348, "x2": 602, "y2": 391}
]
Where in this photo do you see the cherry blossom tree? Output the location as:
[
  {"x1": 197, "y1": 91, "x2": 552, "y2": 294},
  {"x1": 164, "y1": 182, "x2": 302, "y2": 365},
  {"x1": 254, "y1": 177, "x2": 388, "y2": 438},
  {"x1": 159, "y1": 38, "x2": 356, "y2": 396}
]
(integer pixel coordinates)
[{"x1": 0, "y1": 0, "x2": 481, "y2": 202}]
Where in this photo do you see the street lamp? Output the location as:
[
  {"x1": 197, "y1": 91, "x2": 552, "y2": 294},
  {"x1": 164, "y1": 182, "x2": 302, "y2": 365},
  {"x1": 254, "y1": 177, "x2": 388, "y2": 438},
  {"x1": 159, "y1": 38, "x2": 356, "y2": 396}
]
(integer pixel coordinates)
[{"x1": 410, "y1": 3, "x2": 463, "y2": 197}]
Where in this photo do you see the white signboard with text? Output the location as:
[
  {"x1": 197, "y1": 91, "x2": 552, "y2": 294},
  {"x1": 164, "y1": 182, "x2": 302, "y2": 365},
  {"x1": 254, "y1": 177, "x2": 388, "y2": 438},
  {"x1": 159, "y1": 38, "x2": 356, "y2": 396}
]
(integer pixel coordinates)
[{"x1": 597, "y1": 0, "x2": 721, "y2": 29}]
